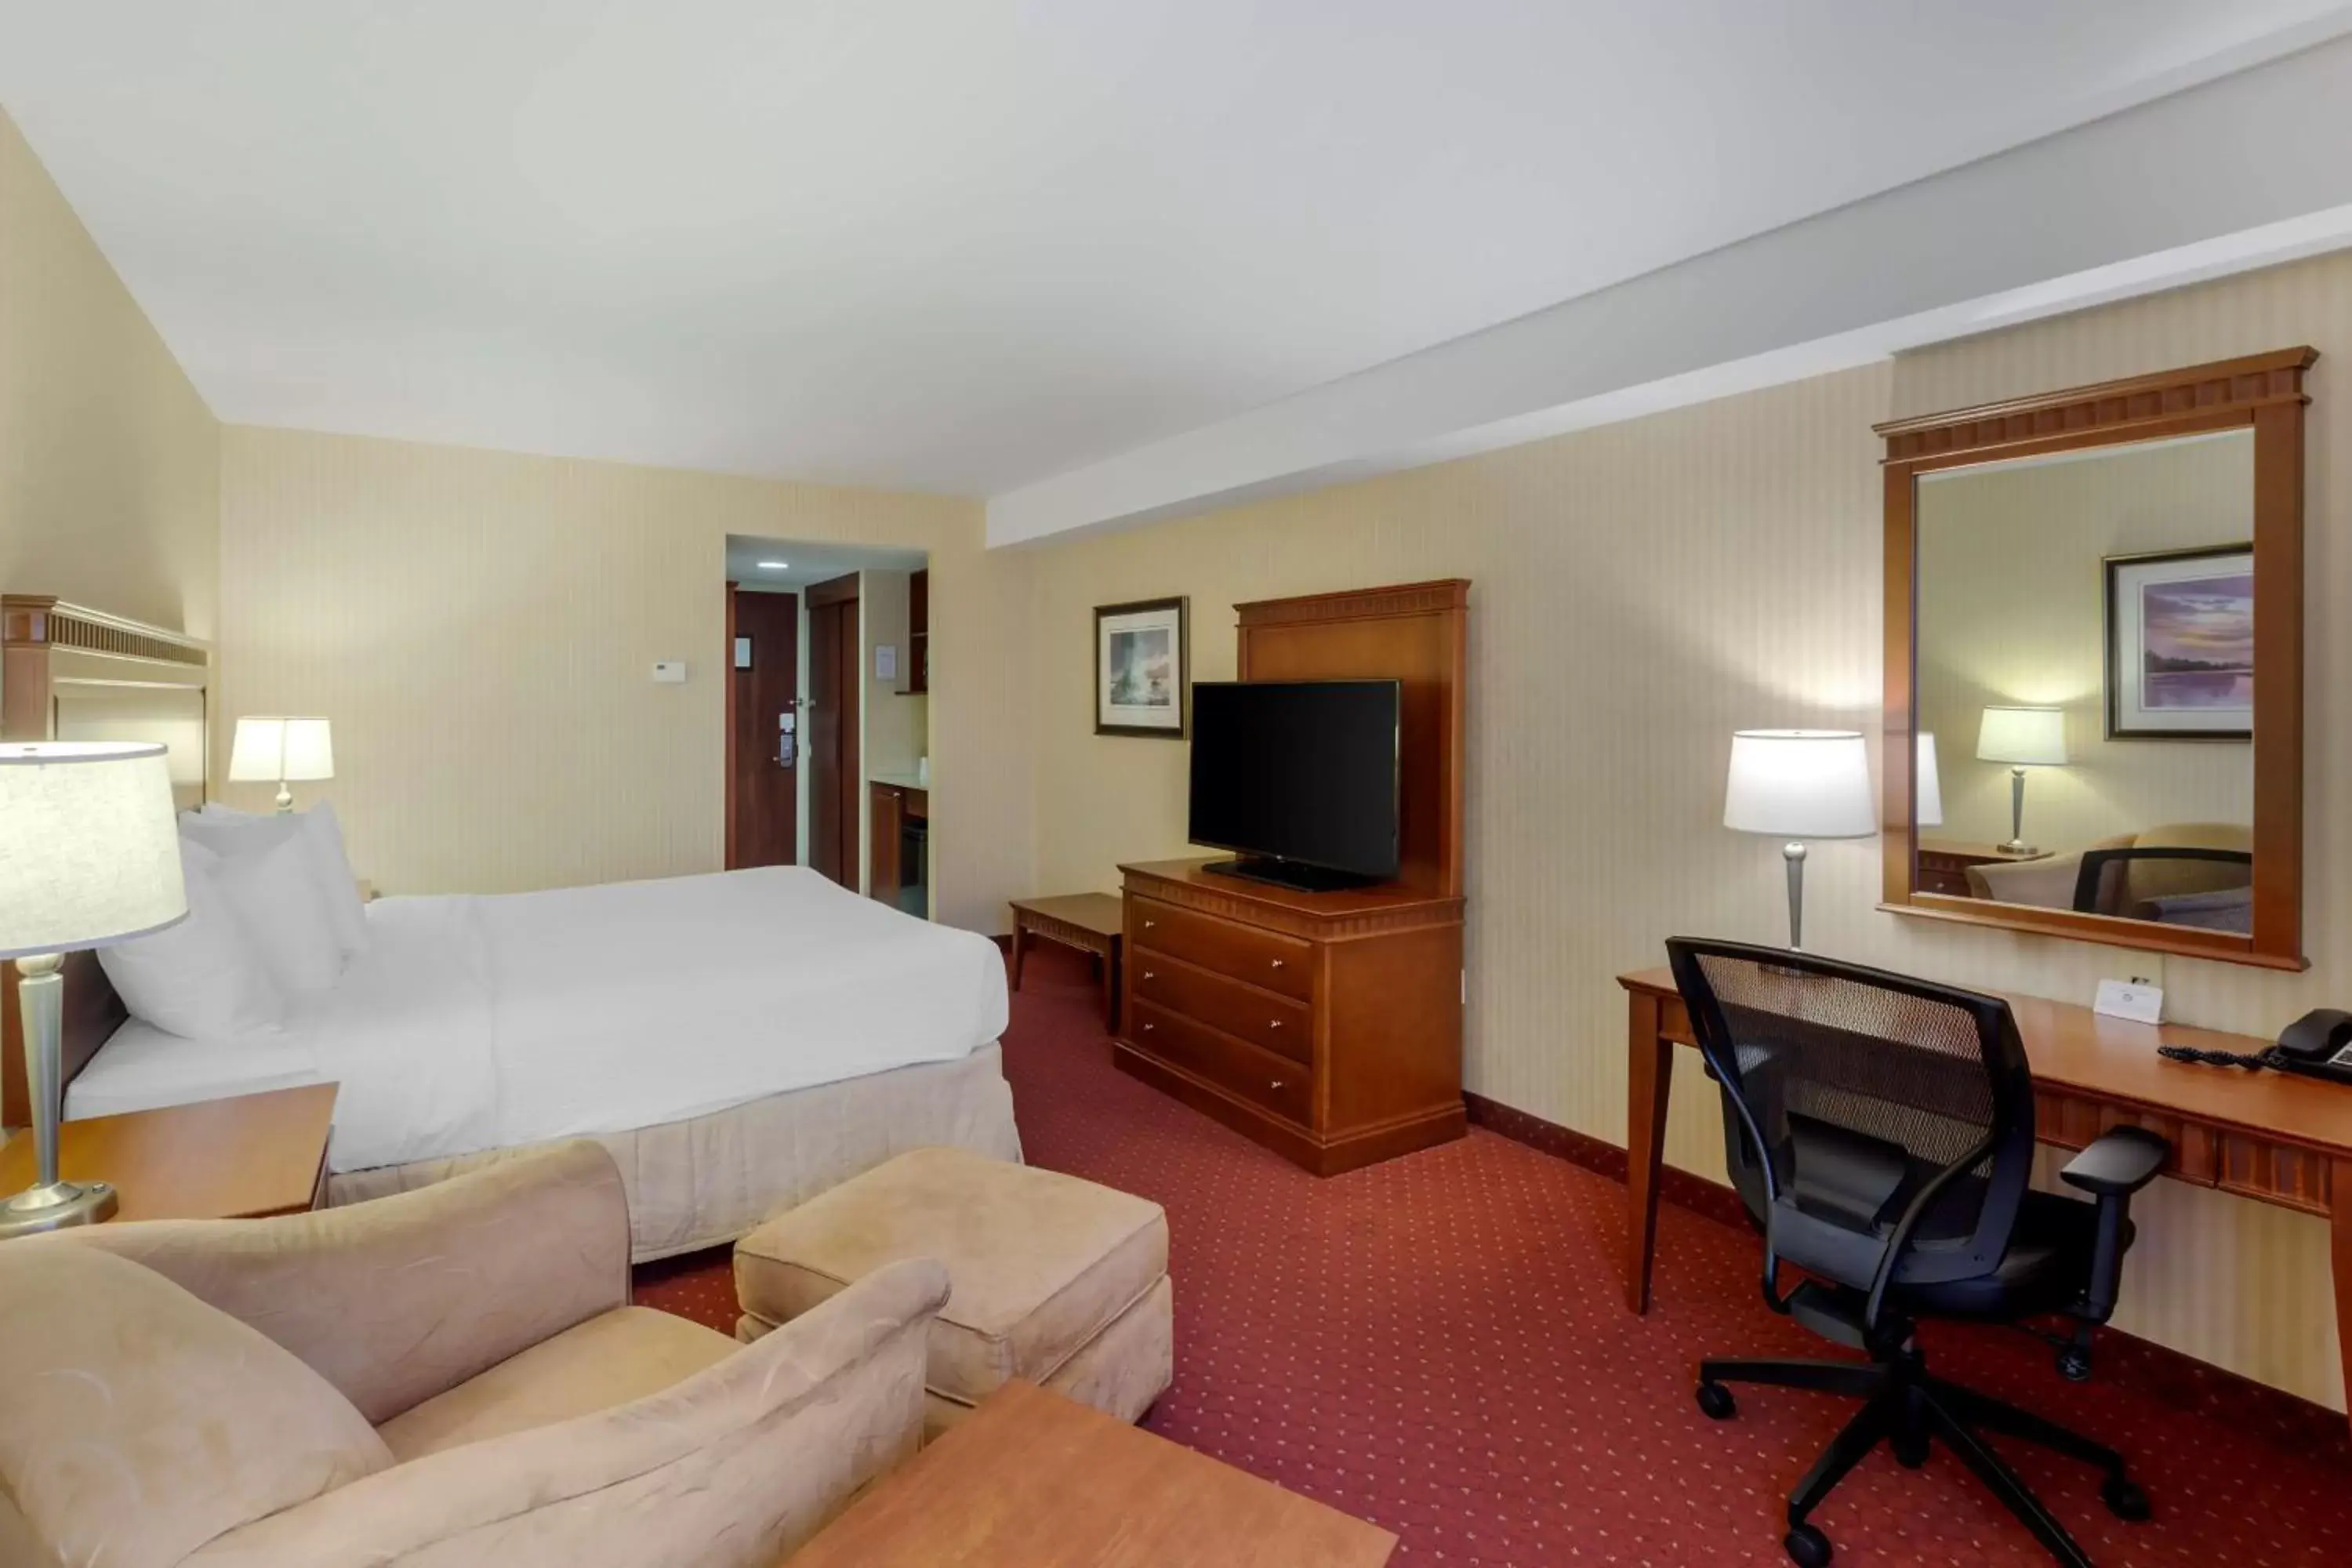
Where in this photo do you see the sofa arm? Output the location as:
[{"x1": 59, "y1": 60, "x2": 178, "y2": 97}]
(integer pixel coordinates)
[
  {"x1": 187, "y1": 1258, "x2": 952, "y2": 1568},
  {"x1": 52, "y1": 1139, "x2": 630, "y2": 1425},
  {"x1": 1965, "y1": 851, "x2": 2084, "y2": 909}
]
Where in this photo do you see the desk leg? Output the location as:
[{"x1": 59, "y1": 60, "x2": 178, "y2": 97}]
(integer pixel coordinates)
[
  {"x1": 1625, "y1": 991, "x2": 1672, "y2": 1315},
  {"x1": 1010, "y1": 920, "x2": 1029, "y2": 991},
  {"x1": 2332, "y1": 1157, "x2": 2352, "y2": 1436}
]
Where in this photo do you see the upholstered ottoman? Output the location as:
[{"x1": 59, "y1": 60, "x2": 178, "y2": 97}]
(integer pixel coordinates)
[{"x1": 734, "y1": 1146, "x2": 1172, "y2": 1437}]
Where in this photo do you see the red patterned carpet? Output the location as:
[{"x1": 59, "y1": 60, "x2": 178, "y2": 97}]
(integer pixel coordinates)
[{"x1": 637, "y1": 943, "x2": 2352, "y2": 1565}]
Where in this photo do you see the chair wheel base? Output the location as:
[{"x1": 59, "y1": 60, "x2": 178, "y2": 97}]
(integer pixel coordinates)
[
  {"x1": 1696, "y1": 1382, "x2": 1737, "y2": 1421},
  {"x1": 2101, "y1": 1475, "x2": 2151, "y2": 1523},
  {"x1": 1893, "y1": 1432, "x2": 1929, "y2": 1469},
  {"x1": 1784, "y1": 1522, "x2": 1832, "y2": 1566}
]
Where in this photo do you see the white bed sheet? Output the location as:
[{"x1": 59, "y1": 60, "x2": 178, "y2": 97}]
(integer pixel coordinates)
[{"x1": 67, "y1": 866, "x2": 1009, "y2": 1177}]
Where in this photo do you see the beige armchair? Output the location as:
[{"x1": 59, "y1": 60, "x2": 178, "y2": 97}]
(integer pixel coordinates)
[
  {"x1": 0, "y1": 1141, "x2": 946, "y2": 1568},
  {"x1": 1966, "y1": 822, "x2": 2252, "y2": 927}
]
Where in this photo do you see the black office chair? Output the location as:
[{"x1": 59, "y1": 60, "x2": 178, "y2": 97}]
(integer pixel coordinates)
[{"x1": 1665, "y1": 938, "x2": 2169, "y2": 1568}]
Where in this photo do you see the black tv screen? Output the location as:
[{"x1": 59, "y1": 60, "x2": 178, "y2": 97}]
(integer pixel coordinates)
[{"x1": 1189, "y1": 680, "x2": 1401, "y2": 884}]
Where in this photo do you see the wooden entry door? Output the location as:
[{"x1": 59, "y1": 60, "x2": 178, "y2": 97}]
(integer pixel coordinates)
[
  {"x1": 726, "y1": 585, "x2": 800, "y2": 869},
  {"x1": 806, "y1": 573, "x2": 862, "y2": 888}
]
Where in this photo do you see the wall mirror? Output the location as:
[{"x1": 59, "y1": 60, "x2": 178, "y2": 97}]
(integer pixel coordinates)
[{"x1": 1878, "y1": 349, "x2": 2314, "y2": 969}]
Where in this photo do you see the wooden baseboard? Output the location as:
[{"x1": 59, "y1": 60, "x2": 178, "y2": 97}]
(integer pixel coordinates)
[{"x1": 1461, "y1": 1089, "x2": 2352, "y2": 1462}]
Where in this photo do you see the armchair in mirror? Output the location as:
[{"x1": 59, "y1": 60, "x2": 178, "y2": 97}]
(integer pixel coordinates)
[{"x1": 1878, "y1": 349, "x2": 2314, "y2": 970}]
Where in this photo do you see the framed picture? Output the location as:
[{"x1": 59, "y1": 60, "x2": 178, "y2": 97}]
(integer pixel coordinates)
[
  {"x1": 1094, "y1": 597, "x2": 1188, "y2": 737},
  {"x1": 2104, "y1": 543, "x2": 2253, "y2": 739}
]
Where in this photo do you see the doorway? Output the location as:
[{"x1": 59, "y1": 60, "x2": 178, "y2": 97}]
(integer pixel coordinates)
[{"x1": 724, "y1": 583, "x2": 800, "y2": 869}]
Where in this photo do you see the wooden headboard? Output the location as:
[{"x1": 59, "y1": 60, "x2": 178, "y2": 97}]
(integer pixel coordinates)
[{"x1": 2, "y1": 595, "x2": 212, "y2": 1130}]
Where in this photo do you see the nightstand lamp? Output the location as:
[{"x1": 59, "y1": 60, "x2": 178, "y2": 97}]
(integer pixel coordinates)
[
  {"x1": 1724, "y1": 730, "x2": 1877, "y2": 952},
  {"x1": 0, "y1": 741, "x2": 186, "y2": 1238},
  {"x1": 1976, "y1": 706, "x2": 2067, "y2": 855},
  {"x1": 229, "y1": 716, "x2": 333, "y2": 812}
]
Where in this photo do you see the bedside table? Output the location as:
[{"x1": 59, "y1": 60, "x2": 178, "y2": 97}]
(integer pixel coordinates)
[
  {"x1": 0, "y1": 1083, "x2": 338, "y2": 1224},
  {"x1": 1916, "y1": 840, "x2": 2051, "y2": 899}
]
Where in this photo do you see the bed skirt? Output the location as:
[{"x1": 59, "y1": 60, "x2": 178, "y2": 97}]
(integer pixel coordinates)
[{"x1": 326, "y1": 1044, "x2": 1023, "y2": 1262}]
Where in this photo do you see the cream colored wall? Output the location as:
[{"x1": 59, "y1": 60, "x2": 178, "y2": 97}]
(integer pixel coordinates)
[
  {"x1": 1917, "y1": 433, "x2": 2256, "y2": 850},
  {"x1": 1023, "y1": 249, "x2": 2352, "y2": 1410},
  {"x1": 217, "y1": 427, "x2": 1032, "y2": 934},
  {"x1": 0, "y1": 106, "x2": 217, "y2": 643}
]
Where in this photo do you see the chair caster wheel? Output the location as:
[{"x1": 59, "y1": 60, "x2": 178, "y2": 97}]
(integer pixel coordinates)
[
  {"x1": 1696, "y1": 1382, "x2": 1737, "y2": 1421},
  {"x1": 1784, "y1": 1522, "x2": 1833, "y2": 1566},
  {"x1": 2101, "y1": 1475, "x2": 2151, "y2": 1523},
  {"x1": 1893, "y1": 1432, "x2": 1929, "y2": 1469}
]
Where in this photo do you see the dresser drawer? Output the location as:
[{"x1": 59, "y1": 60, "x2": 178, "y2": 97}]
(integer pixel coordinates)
[
  {"x1": 1131, "y1": 954, "x2": 1312, "y2": 1065},
  {"x1": 1128, "y1": 1000, "x2": 1311, "y2": 1125},
  {"x1": 1127, "y1": 896, "x2": 1312, "y2": 1003}
]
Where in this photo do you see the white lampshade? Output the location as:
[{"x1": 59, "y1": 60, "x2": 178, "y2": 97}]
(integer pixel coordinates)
[
  {"x1": 1976, "y1": 706, "x2": 2067, "y2": 767},
  {"x1": 1915, "y1": 732, "x2": 1944, "y2": 829},
  {"x1": 0, "y1": 742, "x2": 188, "y2": 959},
  {"x1": 1723, "y1": 731, "x2": 1877, "y2": 840},
  {"x1": 229, "y1": 717, "x2": 334, "y2": 782}
]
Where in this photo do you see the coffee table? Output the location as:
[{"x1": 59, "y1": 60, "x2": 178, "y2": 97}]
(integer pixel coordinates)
[
  {"x1": 786, "y1": 1379, "x2": 1395, "y2": 1566},
  {"x1": 0, "y1": 1084, "x2": 338, "y2": 1223},
  {"x1": 1008, "y1": 893, "x2": 1126, "y2": 1031}
]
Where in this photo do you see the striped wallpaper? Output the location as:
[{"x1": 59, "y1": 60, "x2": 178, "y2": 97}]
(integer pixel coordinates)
[{"x1": 1023, "y1": 249, "x2": 2352, "y2": 1410}]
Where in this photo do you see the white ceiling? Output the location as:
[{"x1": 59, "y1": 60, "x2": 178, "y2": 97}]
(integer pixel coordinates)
[{"x1": 2, "y1": 2, "x2": 2347, "y2": 503}]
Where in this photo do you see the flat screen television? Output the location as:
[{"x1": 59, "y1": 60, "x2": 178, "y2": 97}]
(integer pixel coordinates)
[{"x1": 1188, "y1": 679, "x2": 1401, "y2": 891}]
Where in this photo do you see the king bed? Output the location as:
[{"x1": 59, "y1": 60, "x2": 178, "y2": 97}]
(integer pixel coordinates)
[{"x1": 4, "y1": 595, "x2": 1021, "y2": 1261}]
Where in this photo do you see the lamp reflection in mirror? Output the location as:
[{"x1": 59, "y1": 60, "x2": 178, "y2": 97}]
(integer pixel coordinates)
[
  {"x1": 1724, "y1": 730, "x2": 1877, "y2": 951},
  {"x1": 1915, "y1": 732, "x2": 1944, "y2": 829},
  {"x1": 229, "y1": 717, "x2": 333, "y2": 813},
  {"x1": 0, "y1": 742, "x2": 187, "y2": 1237},
  {"x1": 1976, "y1": 706, "x2": 2067, "y2": 856}
]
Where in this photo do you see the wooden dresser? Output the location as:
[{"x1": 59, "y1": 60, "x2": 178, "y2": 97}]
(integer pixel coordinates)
[
  {"x1": 1118, "y1": 860, "x2": 1464, "y2": 1175},
  {"x1": 1112, "y1": 578, "x2": 1469, "y2": 1176}
]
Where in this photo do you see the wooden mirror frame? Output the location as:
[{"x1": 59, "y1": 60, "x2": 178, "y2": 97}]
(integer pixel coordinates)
[{"x1": 1875, "y1": 348, "x2": 2315, "y2": 970}]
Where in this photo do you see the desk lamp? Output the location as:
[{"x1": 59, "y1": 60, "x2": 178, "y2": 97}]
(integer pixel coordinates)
[
  {"x1": 1724, "y1": 730, "x2": 1877, "y2": 951},
  {"x1": 1976, "y1": 706, "x2": 2067, "y2": 855}
]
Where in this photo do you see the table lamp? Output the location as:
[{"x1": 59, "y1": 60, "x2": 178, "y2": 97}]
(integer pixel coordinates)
[
  {"x1": 1724, "y1": 729, "x2": 1877, "y2": 951},
  {"x1": 1915, "y1": 732, "x2": 1944, "y2": 829},
  {"x1": 229, "y1": 716, "x2": 334, "y2": 812},
  {"x1": 0, "y1": 741, "x2": 186, "y2": 1238},
  {"x1": 1975, "y1": 706, "x2": 2067, "y2": 855}
]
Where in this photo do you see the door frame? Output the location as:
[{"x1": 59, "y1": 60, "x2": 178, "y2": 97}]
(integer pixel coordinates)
[{"x1": 806, "y1": 572, "x2": 862, "y2": 889}]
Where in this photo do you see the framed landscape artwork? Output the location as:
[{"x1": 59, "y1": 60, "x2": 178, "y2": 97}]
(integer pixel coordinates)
[
  {"x1": 1094, "y1": 597, "x2": 1188, "y2": 737},
  {"x1": 2103, "y1": 543, "x2": 2253, "y2": 740}
]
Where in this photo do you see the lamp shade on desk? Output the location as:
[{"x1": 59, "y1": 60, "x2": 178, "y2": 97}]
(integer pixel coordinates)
[
  {"x1": 1915, "y1": 733, "x2": 1944, "y2": 829},
  {"x1": 229, "y1": 717, "x2": 333, "y2": 811},
  {"x1": 1724, "y1": 730, "x2": 1875, "y2": 952},
  {"x1": 0, "y1": 741, "x2": 187, "y2": 1239}
]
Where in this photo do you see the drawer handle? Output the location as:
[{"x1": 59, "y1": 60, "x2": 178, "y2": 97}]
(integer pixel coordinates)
[
  {"x1": 1143, "y1": 971, "x2": 1156, "y2": 980},
  {"x1": 1269, "y1": 1020, "x2": 1283, "y2": 1030},
  {"x1": 1271, "y1": 1080, "x2": 1285, "y2": 1090},
  {"x1": 1142, "y1": 1022, "x2": 1155, "y2": 1033},
  {"x1": 1144, "y1": 920, "x2": 1157, "y2": 929},
  {"x1": 1270, "y1": 958, "x2": 1285, "y2": 970}
]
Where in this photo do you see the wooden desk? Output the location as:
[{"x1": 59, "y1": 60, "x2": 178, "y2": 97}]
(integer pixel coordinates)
[
  {"x1": 1617, "y1": 967, "x2": 2352, "y2": 1430},
  {"x1": 786, "y1": 1379, "x2": 1395, "y2": 1566},
  {"x1": 1010, "y1": 893, "x2": 1126, "y2": 1031},
  {"x1": 0, "y1": 1084, "x2": 338, "y2": 1222}
]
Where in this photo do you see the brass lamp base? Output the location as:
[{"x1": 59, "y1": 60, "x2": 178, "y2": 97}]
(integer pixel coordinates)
[{"x1": 0, "y1": 1178, "x2": 117, "y2": 1240}]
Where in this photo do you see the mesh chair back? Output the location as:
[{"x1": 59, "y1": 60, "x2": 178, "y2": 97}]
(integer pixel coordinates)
[{"x1": 1665, "y1": 938, "x2": 2038, "y2": 1290}]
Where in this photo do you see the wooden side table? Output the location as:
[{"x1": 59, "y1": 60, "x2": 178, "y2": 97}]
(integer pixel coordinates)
[
  {"x1": 787, "y1": 1379, "x2": 1395, "y2": 1567},
  {"x1": 1915, "y1": 839, "x2": 2049, "y2": 898},
  {"x1": 0, "y1": 1084, "x2": 338, "y2": 1224},
  {"x1": 1008, "y1": 894, "x2": 1126, "y2": 1032}
]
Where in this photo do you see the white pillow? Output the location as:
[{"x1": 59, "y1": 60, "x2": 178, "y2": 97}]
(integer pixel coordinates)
[
  {"x1": 185, "y1": 802, "x2": 369, "y2": 960},
  {"x1": 206, "y1": 828, "x2": 347, "y2": 995},
  {"x1": 96, "y1": 842, "x2": 285, "y2": 1039}
]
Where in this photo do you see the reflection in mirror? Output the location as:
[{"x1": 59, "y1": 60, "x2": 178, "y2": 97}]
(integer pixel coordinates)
[{"x1": 1913, "y1": 430, "x2": 2254, "y2": 934}]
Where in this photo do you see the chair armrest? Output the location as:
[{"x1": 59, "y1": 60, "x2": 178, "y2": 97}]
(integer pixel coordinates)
[
  {"x1": 187, "y1": 1258, "x2": 952, "y2": 1568},
  {"x1": 53, "y1": 1139, "x2": 630, "y2": 1424},
  {"x1": 2059, "y1": 1127, "x2": 2169, "y2": 1197}
]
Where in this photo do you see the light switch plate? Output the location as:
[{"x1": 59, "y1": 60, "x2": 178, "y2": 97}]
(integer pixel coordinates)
[
  {"x1": 2093, "y1": 978, "x2": 2165, "y2": 1025},
  {"x1": 875, "y1": 644, "x2": 898, "y2": 681},
  {"x1": 652, "y1": 660, "x2": 688, "y2": 684}
]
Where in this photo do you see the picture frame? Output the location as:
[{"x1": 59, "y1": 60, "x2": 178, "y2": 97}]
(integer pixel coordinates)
[
  {"x1": 2103, "y1": 543, "x2": 2253, "y2": 740},
  {"x1": 1094, "y1": 597, "x2": 1189, "y2": 738}
]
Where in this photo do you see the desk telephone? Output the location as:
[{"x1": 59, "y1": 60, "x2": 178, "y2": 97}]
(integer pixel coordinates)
[{"x1": 2158, "y1": 1007, "x2": 2352, "y2": 1083}]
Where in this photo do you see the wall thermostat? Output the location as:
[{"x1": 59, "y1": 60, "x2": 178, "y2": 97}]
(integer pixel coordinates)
[{"x1": 652, "y1": 660, "x2": 688, "y2": 684}]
